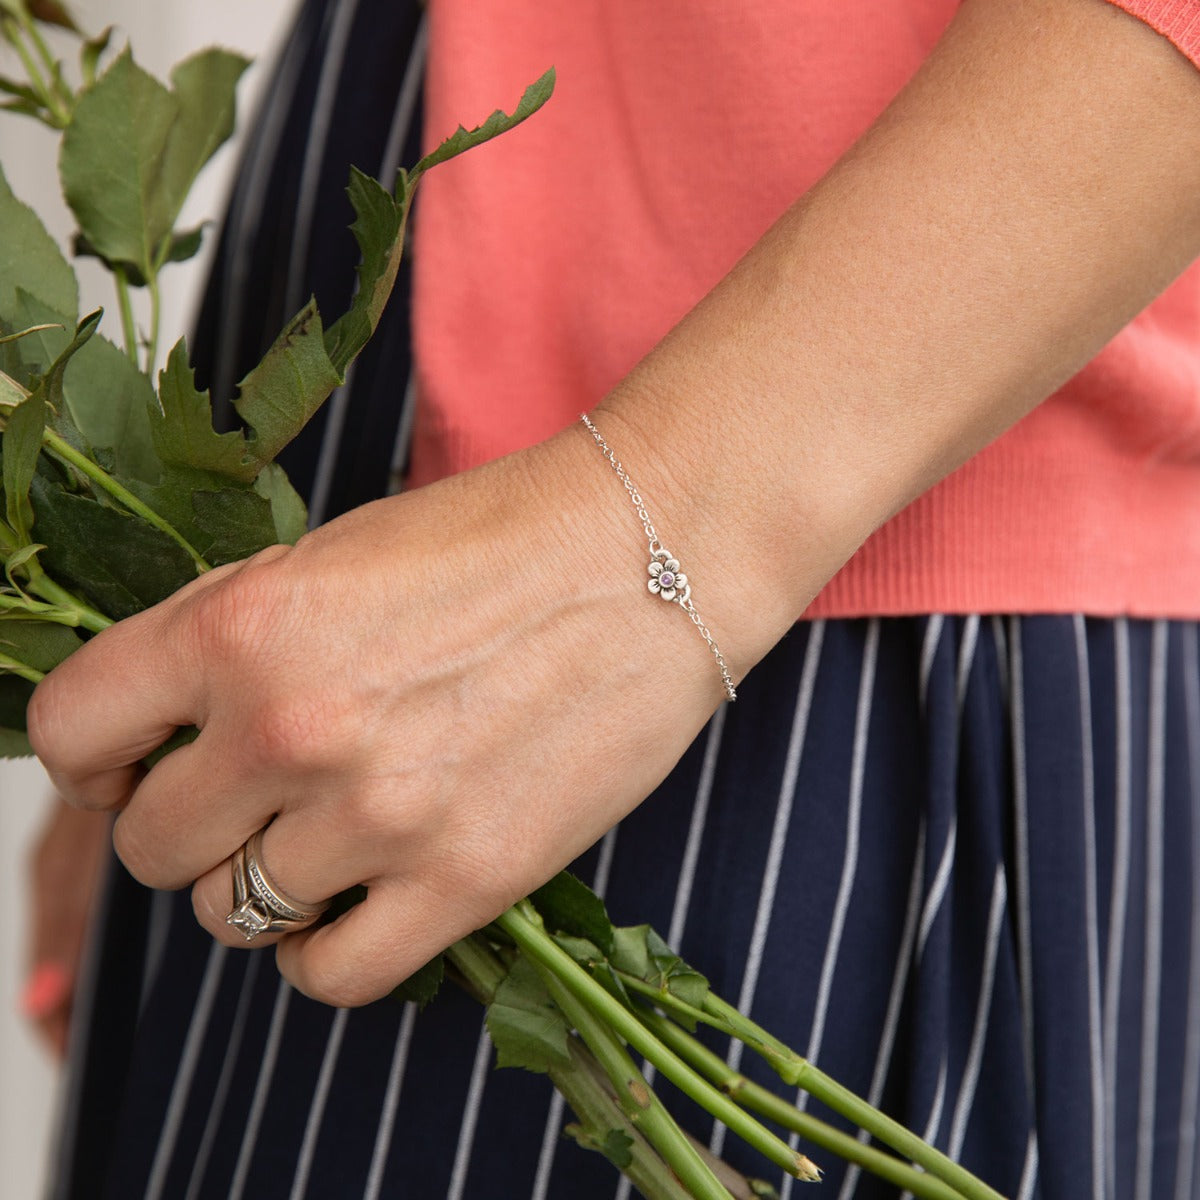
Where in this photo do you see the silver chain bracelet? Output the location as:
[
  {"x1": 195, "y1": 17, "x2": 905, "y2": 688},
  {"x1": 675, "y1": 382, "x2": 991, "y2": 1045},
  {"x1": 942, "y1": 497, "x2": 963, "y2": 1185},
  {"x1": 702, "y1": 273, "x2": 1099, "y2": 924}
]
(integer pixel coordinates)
[{"x1": 580, "y1": 413, "x2": 737, "y2": 702}]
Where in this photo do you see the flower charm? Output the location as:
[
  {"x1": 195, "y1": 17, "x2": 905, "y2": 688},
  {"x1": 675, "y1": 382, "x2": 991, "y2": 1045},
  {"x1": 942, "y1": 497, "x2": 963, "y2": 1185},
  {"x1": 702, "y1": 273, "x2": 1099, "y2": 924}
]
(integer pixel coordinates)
[{"x1": 648, "y1": 556, "x2": 687, "y2": 601}]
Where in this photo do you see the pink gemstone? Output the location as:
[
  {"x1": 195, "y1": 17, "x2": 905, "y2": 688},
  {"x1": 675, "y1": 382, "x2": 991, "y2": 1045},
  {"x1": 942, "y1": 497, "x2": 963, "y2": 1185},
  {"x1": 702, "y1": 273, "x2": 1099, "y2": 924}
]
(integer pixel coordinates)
[{"x1": 659, "y1": 571, "x2": 675, "y2": 588}]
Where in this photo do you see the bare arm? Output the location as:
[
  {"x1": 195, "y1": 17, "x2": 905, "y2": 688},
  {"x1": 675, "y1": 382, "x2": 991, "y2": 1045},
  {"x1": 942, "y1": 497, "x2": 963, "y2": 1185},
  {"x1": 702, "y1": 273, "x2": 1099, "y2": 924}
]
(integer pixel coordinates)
[
  {"x1": 577, "y1": 0, "x2": 1200, "y2": 671},
  {"x1": 29, "y1": 0, "x2": 1200, "y2": 1005}
]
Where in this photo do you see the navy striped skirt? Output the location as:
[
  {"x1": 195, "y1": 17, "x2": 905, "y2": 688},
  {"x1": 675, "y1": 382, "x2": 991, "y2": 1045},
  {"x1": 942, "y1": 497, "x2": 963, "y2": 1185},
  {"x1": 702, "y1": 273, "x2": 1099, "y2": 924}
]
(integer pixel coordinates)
[{"x1": 51, "y1": 615, "x2": 1200, "y2": 1199}]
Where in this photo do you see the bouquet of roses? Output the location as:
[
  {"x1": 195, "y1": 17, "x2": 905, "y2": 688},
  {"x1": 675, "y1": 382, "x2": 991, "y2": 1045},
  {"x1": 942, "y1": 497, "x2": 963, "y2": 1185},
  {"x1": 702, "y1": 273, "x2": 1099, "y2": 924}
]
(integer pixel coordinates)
[{"x1": 0, "y1": 6, "x2": 1006, "y2": 1198}]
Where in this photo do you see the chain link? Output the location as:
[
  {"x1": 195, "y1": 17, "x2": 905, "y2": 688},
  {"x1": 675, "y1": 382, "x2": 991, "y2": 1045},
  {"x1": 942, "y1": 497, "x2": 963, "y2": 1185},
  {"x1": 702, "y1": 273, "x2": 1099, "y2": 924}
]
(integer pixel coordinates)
[{"x1": 580, "y1": 413, "x2": 737, "y2": 702}]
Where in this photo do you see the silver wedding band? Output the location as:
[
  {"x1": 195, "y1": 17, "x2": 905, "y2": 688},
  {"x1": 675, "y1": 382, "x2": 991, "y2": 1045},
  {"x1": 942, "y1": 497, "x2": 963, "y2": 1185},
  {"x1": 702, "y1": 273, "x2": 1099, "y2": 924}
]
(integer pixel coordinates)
[{"x1": 225, "y1": 827, "x2": 331, "y2": 942}]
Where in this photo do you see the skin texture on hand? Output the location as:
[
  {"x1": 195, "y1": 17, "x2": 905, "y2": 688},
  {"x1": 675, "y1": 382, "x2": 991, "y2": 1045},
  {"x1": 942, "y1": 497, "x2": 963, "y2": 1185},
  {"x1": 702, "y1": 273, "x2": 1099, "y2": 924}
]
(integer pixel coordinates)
[
  {"x1": 28, "y1": 438, "x2": 726, "y2": 1006},
  {"x1": 26, "y1": 0, "x2": 1200, "y2": 1007}
]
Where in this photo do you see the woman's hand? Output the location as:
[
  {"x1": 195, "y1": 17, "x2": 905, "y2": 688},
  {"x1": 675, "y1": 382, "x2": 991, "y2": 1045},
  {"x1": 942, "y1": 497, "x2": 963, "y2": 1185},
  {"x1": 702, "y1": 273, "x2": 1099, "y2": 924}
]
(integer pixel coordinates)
[
  {"x1": 26, "y1": 431, "x2": 746, "y2": 1007},
  {"x1": 23, "y1": 796, "x2": 109, "y2": 1057}
]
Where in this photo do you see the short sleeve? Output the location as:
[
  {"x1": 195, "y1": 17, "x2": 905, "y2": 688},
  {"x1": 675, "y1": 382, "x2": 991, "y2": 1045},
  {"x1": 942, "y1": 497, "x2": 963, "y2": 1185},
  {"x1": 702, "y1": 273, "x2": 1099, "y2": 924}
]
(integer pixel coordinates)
[{"x1": 1105, "y1": 1, "x2": 1200, "y2": 70}]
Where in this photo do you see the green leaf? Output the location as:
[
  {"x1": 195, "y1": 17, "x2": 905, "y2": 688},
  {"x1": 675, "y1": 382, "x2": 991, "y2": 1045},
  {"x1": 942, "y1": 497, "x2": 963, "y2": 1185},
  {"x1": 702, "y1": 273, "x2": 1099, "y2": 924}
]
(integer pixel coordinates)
[
  {"x1": 161, "y1": 223, "x2": 205, "y2": 267},
  {"x1": 0, "y1": 673, "x2": 33, "y2": 734},
  {"x1": 158, "y1": 49, "x2": 248, "y2": 237},
  {"x1": 234, "y1": 299, "x2": 342, "y2": 476},
  {"x1": 0, "y1": 163, "x2": 78, "y2": 331},
  {"x1": 597, "y1": 1128, "x2": 635, "y2": 1171},
  {"x1": 80, "y1": 25, "x2": 111, "y2": 87},
  {"x1": 0, "y1": 97, "x2": 44, "y2": 119},
  {"x1": 321, "y1": 68, "x2": 555, "y2": 377},
  {"x1": 61, "y1": 327, "x2": 159, "y2": 485},
  {"x1": 0, "y1": 724, "x2": 32, "y2": 757},
  {"x1": 530, "y1": 872, "x2": 615, "y2": 957},
  {"x1": 485, "y1": 955, "x2": 572, "y2": 1074},
  {"x1": 29, "y1": 308, "x2": 99, "y2": 410},
  {"x1": 60, "y1": 48, "x2": 177, "y2": 280},
  {"x1": 3, "y1": 391, "x2": 45, "y2": 542},
  {"x1": 254, "y1": 463, "x2": 307, "y2": 545},
  {"x1": 154, "y1": 305, "x2": 340, "y2": 489},
  {"x1": 393, "y1": 953, "x2": 444, "y2": 1009},
  {"x1": 322, "y1": 168, "x2": 407, "y2": 376},
  {"x1": 73, "y1": 223, "x2": 206, "y2": 286},
  {"x1": 151, "y1": 339, "x2": 247, "y2": 477},
  {"x1": 0, "y1": 288, "x2": 69, "y2": 385},
  {"x1": 0, "y1": 616, "x2": 82, "y2": 673},
  {"x1": 28, "y1": 474, "x2": 198, "y2": 619},
  {"x1": 409, "y1": 68, "x2": 555, "y2": 182},
  {"x1": 187, "y1": 486, "x2": 279, "y2": 564},
  {"x1": 0, "y1": 74, "x2": 40, "y2": 103},
  {"x1": 609, "y1": 925, "x2": 710, "y2": 1017}
]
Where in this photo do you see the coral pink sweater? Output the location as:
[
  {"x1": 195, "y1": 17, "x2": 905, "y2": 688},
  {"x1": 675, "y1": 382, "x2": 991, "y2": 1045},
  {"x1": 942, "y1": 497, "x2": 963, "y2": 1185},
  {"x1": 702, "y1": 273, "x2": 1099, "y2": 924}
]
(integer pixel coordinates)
[{"x1": 412, "y1": 1, "x2": 1200, "y2": 618}]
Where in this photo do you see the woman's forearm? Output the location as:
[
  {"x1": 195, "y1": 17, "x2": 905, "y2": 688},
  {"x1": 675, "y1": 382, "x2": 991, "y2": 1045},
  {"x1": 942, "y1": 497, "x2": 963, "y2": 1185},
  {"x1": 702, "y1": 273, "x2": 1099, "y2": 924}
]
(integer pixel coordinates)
[{"x1": 551, "y1": 0, "x2": 1200, "y2": 681}]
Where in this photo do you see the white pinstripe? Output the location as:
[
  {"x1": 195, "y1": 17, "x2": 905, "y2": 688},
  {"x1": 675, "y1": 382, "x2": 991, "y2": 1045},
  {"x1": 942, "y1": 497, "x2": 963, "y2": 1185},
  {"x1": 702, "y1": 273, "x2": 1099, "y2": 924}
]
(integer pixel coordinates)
[
  {"x1": 387, "y1": 370, "x2": 419, "y2": 494},
  {"x1": 1009, "y1": 617, "x2": 1036, "y2": 1105},
  {"x1": 837, "y1": 617, "x2": 954, "y2": 1200},
  {"x1": 445, "y1": 1018, "x2": 498, "y2": 1200},
  {"x1": 955, "y1": 615, "x2": 979, "y2": 709},
  {"x1": 1104, "y1": 618, "x2": 1133, "y2": 1200},
  {"x1": 709, "y1": 625, "x2": 825, "y2": 1160},
  {"x1": 990, "y1": 615, "x2": 1010, "y2": 706},
  {"x1": 616, "y1": 703, "x2": 731, "y2": 1200},
  {"x1": 209, "y1": 11, "x2": 312, "y2": 408},
  {"x1": 532, "y1": 827, "x2": 620, "y2": 1200},
  {"x1": 946, "y1": 867, "x2": 1007, "y2": 1160},
  {"x1": 281, "y1": 0, "x2": 363, "y2": 320},
  {"x1": 919, "y1": 614, "x2": 945, "y2": 712},
  {"x1": 47, "y1": 850, "x2": 115, "y2": 1200},
  {"x1": 780, "y1": 620, "x2": 879, "y2": 1200},
  {"x1": 289, "y1": 1007, "x2": 350, "y2": 1200},
  {"x1": 835, "y1": 823, "x2": 927, "y2": 1200},
  {"x1": 362, "y1": 1001, "x2": 419, "y2": 1200},
  {"x1": 1072, "y1": 615, "x2": 1107, "y2": 1200},
  {"x1": 1016, "y1": 1131, "x2": 1039, "y2": 1200},
  {"x1": 668, "y1": 702, "x2": 731, "y2": 954},
  {"x1": 900, "y1": 618, "x2": 979, "y2": 1200},
  {"x1": 228, "y1": 979, "x2": 293, "y2": 1200},
  {"x1": 308, "y1": 14, "x2": 428, "y2": 525},
  {"x1": 800, "y1": 619, "x2": 879, "y2": 1081},
  {"x1": 183, "y1": 953, "x2": 264, "y2": 1200},
  {"x1": 1173, "y1": 623, "x2": 1200, "y2": 1200},
  {"x1": 137, "y1": 888, "x2": 174, "y2": 1019},
  {"x1": 1135, "y1": 621, "x2": 1168, "y2": 1200},
  {"x1": 917, "y1": 618, "x2": 978, "y2": 961},
  {"x1": 899, "y1": 1061, "x2": 949, "y2": 1200},
  {"x1": 143, "y1": 943, "x2": 227, "y2": 1200},
  {"x1": 918, "y1": 823, "x2": 957, "y2": 958}
]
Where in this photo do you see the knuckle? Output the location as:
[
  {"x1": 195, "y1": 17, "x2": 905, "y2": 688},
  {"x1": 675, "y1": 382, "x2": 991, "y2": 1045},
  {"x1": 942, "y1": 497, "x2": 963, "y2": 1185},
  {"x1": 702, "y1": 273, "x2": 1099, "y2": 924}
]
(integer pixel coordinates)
[
  {"x1": 244, "y1": 695, "x2": 348, "y2": 771},
  {"x1": 183, "y1": 561, "x2": 290, "y2": 669},
  {"x1": 284, "y1": 950, "x2": 386, "y2": 1009},
  {"x1": 191, "y1": 878, "x2": 230, "y2": 934},
  {"x1": 25, "y1": 678, "x2": 67, "y2": 768},
  {"x1": 111, "y1": 813, "x2": 156, "y2": 885}
]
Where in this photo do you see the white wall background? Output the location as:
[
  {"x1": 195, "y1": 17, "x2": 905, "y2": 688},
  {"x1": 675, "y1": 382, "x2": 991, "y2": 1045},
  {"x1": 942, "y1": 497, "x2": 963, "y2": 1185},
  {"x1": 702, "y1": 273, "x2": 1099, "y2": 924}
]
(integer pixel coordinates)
[{"x1": 0, "y1": 4, "x2": 296, "y2": 1195}]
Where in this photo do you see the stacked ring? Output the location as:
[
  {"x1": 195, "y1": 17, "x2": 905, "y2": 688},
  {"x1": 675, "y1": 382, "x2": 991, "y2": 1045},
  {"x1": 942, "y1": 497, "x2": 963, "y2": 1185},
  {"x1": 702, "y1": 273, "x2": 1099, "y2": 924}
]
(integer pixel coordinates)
[{"x1": 225, "y1": 827, "x2": 331, "y2": 942}]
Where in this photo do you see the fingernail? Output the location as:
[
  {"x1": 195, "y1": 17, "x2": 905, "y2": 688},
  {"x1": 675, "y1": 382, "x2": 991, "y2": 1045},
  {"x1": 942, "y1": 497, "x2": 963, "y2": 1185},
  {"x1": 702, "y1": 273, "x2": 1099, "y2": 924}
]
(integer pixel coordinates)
[{"x1": 20, "y1": 963, "x2": 71, "y2": 1019}]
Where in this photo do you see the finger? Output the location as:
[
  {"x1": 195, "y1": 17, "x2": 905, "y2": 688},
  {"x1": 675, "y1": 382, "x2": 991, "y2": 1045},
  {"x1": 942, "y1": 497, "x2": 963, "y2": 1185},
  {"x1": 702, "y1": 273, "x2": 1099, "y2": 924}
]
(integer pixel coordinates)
[
  {"x1": 27, "y1": 555, "x2": 262, "y2": 811},
  {"x1": 274, "y1": 879, "x2": 460, "y2": 1008},
  {"x1": 190, "y1": 807, "x2": 383, "y2": 950},
  {"x1": 28, "y1": 605, "x2": 205, "y2": 811},
  {"x1": 110, "y1": 734, "x2": 277, "y2": 890}
]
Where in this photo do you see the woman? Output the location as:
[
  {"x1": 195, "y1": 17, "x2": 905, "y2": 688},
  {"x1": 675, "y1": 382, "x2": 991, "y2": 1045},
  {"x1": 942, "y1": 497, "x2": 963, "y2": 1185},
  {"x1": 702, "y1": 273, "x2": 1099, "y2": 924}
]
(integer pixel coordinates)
[{"x1": 27, "y1": 0, "x2": 1200, "y2": 1196}]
